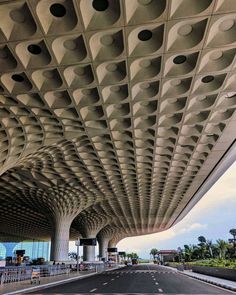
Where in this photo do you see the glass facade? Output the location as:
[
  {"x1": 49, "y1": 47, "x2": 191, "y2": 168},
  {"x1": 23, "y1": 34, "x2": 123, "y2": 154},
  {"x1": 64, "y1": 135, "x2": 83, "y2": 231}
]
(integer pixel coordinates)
[{"x1": 0, "y1": 241, "x2": 50, "y2": 260}]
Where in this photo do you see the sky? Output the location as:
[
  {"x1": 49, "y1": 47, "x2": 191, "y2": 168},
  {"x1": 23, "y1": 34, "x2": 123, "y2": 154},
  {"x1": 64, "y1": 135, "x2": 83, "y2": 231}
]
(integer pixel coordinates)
[{"x1": 70, "y1": 161, "x2": 236, "y2": 259}]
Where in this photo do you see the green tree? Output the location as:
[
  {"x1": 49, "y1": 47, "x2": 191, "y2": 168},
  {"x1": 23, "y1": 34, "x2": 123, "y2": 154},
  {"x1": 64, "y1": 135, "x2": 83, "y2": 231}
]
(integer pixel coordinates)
[
  {"x1": 206, "y1": 240, "x2": 213, "y2": 258},
  {"x1": 198, "y1": 236, "x2": 207, "y2": 259},
  {"x1": 119, "y1": 252, "x2": 127, "y2": 260},
  {"x1": 183, "y1": 244, "x2": 196, "y2": 262},
  {"x1": 229, "y1": 228, "x2": 236, "y2": 239},
  {"x1": 229, "y1": 228, "x2": 236, "y2": 253},
  {"x1": 127, "y1": 252, "x2": 139, "y2": 259},
  {"x1": 150, "y1": 248, "x2": 158, "y2": 260},
  {"x1": 216, "y1": 239, "x2": 227, "y2": 259},
  {"x1": 198, "y1": 236, "x2": 206, "y2": 245}
]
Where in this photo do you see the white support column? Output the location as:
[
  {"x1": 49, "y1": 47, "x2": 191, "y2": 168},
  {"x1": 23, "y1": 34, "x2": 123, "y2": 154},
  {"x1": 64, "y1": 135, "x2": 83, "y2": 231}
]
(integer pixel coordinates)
[
  {"x1": 108, "y1": 240, "x2": 118, "y2": 263},
  {"x1": 98, "y1": 237, "x2": 109, "y2": 260},
  {"x1": 82, "y1": 232, "x2": 97, "y2": 262},
  {"x1": 50, "y1": 236, "x2": 55, "y2": 261},
  {"x1": 83, "y1": 244, "x2": 96, "y2": 262},
  {"x1": 51, "y1": 216, "x2": 72, "y2": 262}
]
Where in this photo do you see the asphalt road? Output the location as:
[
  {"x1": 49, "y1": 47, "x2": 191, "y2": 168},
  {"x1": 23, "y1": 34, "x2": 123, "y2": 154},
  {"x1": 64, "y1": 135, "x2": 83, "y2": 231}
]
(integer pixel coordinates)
[{"x1": 30, "y1": 264, "x2": 234, "y2": 294}]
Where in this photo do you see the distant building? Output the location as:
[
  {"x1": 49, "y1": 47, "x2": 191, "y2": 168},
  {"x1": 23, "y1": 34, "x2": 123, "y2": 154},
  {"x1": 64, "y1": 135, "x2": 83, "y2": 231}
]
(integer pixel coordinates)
[{"x1": 158, "y1": 250, "x2": 177, "y2": 263}]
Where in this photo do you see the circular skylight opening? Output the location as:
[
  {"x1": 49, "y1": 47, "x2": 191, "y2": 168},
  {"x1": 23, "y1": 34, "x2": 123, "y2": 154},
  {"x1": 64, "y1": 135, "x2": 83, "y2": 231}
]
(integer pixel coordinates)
[
  {"x1": 138, "y1": 30, "x2": 153, "y2": 41},
  {"x1": 202, "y1": 75, "x2": 214, "y2": 83},
  {"x1": 50, "y1": 3, "x2": 66, "y2": 17},
  {"x1": 12, "y1": 74, "x2": 24, "y2": 82},
  {"x1": 27, "y1": 44, "x2": 42, "y2": 55},
  {"x1": 173, "y1": 55, "x2": 187, "y2": 64},
  {"x1": 92, "y1": 0, "x2": 109, "y2": 11}
]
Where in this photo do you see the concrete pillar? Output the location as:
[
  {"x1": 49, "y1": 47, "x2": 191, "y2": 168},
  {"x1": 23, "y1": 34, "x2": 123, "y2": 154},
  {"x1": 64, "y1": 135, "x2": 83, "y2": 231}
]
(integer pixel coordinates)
[
  {"x1": 81, "y1": 232, "x2": 97, "y2": 262},
  {"x1": 50, "y1": 236, "x2": 55, "y2": 261},
  {"x1": 83, "y1": 244, "x2": 95, "y2": 261},
  {"x1": 98, "y1": 237, "x2": 109, "y2": 260},
  {"x1": 50, "y1": 217, "x2": 72, "y2": 261},
  {"x1": 108, "y1": 240, "x2": 118, "y2": 263}
]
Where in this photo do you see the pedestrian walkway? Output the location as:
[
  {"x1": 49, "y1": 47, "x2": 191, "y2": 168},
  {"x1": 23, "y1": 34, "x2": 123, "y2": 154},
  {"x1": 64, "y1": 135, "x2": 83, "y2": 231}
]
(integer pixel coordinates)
[{"x1": 181, "y1": 270, "x2": 236, "y2": 292}]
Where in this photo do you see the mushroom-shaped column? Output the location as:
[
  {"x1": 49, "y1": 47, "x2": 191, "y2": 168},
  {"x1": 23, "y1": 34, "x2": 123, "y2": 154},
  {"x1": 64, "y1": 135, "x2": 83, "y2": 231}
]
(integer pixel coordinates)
[
  {"x1": 19, "y1": 183, "x2": 94, "y2": 262},
  {"x1": 48, "y1": 185, "x2": 96, "y2": 262},
  {"x1": 97, "y1": 235, "x2": 110, "y2": 261},
  {"x1": 97, "y1": 225, "x2": 122, "y2": 261},
  {"x1": 73, "y1": 211, "x2": 108, "y2": 262},
  {"x1": 3, "y1": 139, "x2": 105, "y2": 262},
  {"x1": 50, "y1": 214, "x2": 76, "y2": 261}
]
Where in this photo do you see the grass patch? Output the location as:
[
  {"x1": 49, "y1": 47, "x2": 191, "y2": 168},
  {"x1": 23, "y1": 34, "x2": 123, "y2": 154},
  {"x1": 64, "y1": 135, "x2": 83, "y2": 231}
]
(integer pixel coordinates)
[{"x1": 188, "y1": 259, "x2": 236, "y2": 269}]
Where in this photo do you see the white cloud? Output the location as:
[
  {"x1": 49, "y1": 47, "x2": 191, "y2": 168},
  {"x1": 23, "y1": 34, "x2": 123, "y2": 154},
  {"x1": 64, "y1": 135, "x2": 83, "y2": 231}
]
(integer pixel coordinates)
[
  {"x1": 177, "y1": 223, "x2": 208, "y2": 234},
  {"x1": 180, "y1": 162, "x2": 236, "y2": 221},
  {"x1": 118, "y1": 222, "x2": 207, "y2": 253}
]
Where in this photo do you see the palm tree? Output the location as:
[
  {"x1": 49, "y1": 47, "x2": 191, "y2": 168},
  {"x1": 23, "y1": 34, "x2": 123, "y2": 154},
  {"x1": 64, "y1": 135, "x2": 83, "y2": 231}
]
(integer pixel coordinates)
[
  {"x1": 183, "y1": 245, "x2": 194, "y2": 262},
  {"x1": 229, "y1": 229, "x2": 236, "y2": 250},
  {"x1": 122, "y1": 251, "x2": 127, "y2": 260},
  {"x1": 127, "y1": 252, "x2": 139, "y2": 259},
  {"x1": 229, "y1": 229, "x2": 236, "y2": 238},
  {"x1": 206, "y1": 240, "x2": 213, "y2": 258},
  {"x1": 150, "y1": 248, "x2": 158, "y2": 260},
  {"x1": 198, "y1": 236, "x2": 206, "y2": 245},
  {"x1": 198, "y1": 236, "x2": 207, "y2": 259},
  {"x1": 216, "y1": 239, "x2": 227, "y2": 259}
]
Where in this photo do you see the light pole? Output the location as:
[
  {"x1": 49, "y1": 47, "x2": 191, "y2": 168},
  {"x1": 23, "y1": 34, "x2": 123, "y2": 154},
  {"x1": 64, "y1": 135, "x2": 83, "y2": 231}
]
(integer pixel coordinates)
[{"x1": 75, "y1": 239, "x2": 80, "y2": 271}]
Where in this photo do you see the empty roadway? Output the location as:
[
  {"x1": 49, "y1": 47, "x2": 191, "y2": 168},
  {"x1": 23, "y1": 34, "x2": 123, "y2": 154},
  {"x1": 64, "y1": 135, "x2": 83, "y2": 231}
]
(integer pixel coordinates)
[{"x1": 30, "y1": 264, "x2": 234, "y2": 294}]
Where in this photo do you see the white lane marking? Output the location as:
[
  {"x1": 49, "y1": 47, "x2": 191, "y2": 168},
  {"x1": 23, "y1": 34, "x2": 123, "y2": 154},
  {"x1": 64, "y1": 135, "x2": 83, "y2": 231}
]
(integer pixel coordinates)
[
  {"x1": 89, "y1": 288, "x2": 97, "y2": 292},
  {"x1": 111, "y1": 278, "x2": 115, "y2": 281},
  {"x1": 158, "y1": 288, "x2": 163, "y2": 292},
  {"x1": 155, "y1": 282, "x2": 159, "y2": 285},
  {"x1": 153, "y1": 278, "x2": 156, "y2": 281},
  {"x1": 103, "y1": 282, "x2": 108, "y2": 285}
]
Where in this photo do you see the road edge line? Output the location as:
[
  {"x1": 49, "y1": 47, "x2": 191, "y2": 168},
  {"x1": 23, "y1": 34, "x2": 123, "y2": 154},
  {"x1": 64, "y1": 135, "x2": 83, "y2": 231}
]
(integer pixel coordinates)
[{"x1": 178, "y1": 271, "x2": 236, "y2": 293}]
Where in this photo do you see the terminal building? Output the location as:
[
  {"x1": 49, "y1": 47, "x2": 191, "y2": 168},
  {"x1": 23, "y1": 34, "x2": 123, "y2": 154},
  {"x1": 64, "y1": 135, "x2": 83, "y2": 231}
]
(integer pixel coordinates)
[
  {"x1": 0, "y1": 241, "x2": 50, "y2": 261},
  {"x1": 0, "y1": 0, "x2": 236, "y2": 262}
]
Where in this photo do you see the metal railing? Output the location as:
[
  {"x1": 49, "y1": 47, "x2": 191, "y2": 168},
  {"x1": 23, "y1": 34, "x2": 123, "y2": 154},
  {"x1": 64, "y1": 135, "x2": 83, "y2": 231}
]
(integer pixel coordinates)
[
  {"x1": 0, "y1": 262, "x2": 109, "y2": 285},
  {"x1": 0, "y1": 265, "x2": 70, "y2": 285}
]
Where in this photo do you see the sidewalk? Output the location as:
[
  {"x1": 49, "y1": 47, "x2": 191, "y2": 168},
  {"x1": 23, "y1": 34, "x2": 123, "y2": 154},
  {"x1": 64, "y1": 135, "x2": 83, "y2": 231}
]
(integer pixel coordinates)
[
  {"x1": 159, "y1": 264, "x2": 236, "y2": 292},
  {"x1": 1, "y1": 266, "x2": 121, "y2": 295},
  {"x1": 180, "y1": 270, "x2": 236, "y2": 292}
]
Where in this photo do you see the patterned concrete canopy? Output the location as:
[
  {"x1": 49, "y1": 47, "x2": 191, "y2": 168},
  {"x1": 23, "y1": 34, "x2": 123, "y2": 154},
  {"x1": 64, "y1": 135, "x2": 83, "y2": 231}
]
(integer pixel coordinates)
[{"x1": 0, "y1": 0, "x2": 236, "y2": 257}]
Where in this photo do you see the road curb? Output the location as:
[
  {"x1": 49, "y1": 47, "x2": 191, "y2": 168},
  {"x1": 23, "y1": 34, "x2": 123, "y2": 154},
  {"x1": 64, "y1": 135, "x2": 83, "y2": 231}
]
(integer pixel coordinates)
[
  {"x1": 3, "y1": 266, "x2": 123, "y2": 295},
  {"x1": 178, "y1": 271, "x2": 236, "y2": 292}
]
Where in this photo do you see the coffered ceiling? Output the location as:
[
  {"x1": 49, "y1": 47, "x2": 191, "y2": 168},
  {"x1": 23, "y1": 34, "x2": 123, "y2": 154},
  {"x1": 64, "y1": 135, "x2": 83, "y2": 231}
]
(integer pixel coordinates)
[{"x1": 0, "y1": 0, "x2": 236, "y2": 242}]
